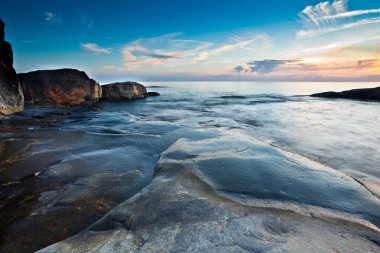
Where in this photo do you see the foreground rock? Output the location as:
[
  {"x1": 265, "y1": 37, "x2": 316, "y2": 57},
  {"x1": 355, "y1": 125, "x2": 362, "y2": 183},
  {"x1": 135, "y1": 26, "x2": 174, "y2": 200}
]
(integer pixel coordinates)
[
  {"x1": 101, "y1": 82, "x2": 147, "y2": 101},
  {"x1": 19, "y1": 69, "x2": 102, "y2": 105},
  {"x1": 38, "y1": 131, "x2": 380, "y2": 253},
  {"x1": 0, "y1": 19, "x2": 24, "y2": 115},
  {"x1": 311, "y1": 87, "x2": 380, "y2": 101}
]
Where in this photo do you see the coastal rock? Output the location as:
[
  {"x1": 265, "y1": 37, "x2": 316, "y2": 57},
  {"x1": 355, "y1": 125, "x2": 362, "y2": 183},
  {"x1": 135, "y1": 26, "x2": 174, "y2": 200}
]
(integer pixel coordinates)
[
  {"x1": 19, "y1": 69, "x2": 102, "y2": 105},
  {"x1": 147, "y1": 91, "x2": 160, "y2": 96},
  {"x1": 101, "y1": 82, "x2": 147, "y2": 101},
  {"x1": 311, "y1": 87, "x2": 380, "y2": 101},
  {"x1": 38, "y1": 131, "x2": 380, "y2": 253},
  {"x1": 0, "y1": 19, "x2": 24, "y2": 115}
]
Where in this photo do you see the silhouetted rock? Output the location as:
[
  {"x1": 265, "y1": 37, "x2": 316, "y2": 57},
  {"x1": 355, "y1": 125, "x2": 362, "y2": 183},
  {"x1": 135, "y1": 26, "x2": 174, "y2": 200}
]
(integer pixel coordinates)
[
  {"x1": 147, "y1": 91, "x2": 160, "y2": 97},
  {"x1": 19, "y1": 69, "x2": 102, "y2": 105},
  {"x1": 311, "y1": 87, "x2": 380, "y2": 101},
  {"x1": 101, "y1": 82, "x2": 147, "y2": 101},
  {"x1": 0, "y1": 19, "x2": 24, "y2": 115}
]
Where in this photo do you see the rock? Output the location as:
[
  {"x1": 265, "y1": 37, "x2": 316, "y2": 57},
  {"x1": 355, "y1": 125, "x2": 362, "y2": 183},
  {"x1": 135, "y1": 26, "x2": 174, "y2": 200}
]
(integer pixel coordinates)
[
  {"x1": 0, "y1": 19, "x2": 24, "y2": 115},
  {"x1": 101, "y1": 82, "x2": 147, "y2": 101},
  {"x1": 311, "y1": 87, "x2": 380, "y2": 101},
  {"x1": 37, "y1": 131, "x2": 380, "y2": 253},
  {"x1": 18, "y1": 69, "x2": 102, "y2": 105},
  {"x1": 147, "y1": 91, "x2": 160, "y2": 97}
]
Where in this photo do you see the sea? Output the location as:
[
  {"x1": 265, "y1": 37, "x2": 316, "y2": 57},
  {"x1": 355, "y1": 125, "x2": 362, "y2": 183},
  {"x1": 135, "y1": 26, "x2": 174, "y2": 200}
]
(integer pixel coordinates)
[{"x1": 1, "y1": 81, "x2": 379, "y2": 252}]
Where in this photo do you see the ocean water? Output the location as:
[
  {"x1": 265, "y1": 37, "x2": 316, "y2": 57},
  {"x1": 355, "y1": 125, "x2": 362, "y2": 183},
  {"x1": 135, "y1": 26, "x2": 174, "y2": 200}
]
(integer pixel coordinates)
[{"x1": 1, "y1": 81, "x2": 380, "y2": 252}]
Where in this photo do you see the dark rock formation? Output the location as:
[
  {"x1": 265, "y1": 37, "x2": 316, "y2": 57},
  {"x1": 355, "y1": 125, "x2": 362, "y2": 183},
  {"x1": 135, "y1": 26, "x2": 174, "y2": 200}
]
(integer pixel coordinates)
[
  {"x1": 0, "y1": 19, "x2": 24, "y2": 115},
  {"x1": 147, "y1": 91, "x2": 160, "y2": 97},
  {"x1": 311, "y1": 87, "x2": 380, "y2": 101},
  {"x1": 19, "y1": 69, "x2": 102, "y2": 105},
  {"x1": 101, "y1": 82, "x2": 147, "y2": 101}
]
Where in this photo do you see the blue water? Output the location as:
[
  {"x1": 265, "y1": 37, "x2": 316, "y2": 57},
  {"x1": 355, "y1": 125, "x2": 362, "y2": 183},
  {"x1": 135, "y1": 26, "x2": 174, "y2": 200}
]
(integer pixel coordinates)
[{"x1": 1, "y1": 81, "x2": 380, "y2": 252}]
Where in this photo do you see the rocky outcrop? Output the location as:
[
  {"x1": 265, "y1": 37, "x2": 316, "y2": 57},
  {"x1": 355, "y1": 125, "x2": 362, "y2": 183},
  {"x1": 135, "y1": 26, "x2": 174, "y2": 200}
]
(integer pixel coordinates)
[
  {"x1": 101, "y1": 82, "x2": 147, "y2": 101},
  {"x1": 19, "y1": 69, "x2": 102, "y2": 105},
  {"x1": 147, "y1": 91, "x2": 160, "y2": 97},
  {"x1": 311, "y1": 87, "x2": 380, "y2": 101},
  {"x1": 0, "y1": 19, "x2": 24, "y2": 115}
]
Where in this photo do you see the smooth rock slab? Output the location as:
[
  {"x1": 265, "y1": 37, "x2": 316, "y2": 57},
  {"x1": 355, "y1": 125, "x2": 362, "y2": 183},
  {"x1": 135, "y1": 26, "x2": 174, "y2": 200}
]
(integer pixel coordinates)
[{"x1": 38, "y1": 130, "x2": 380, "y2": 253}]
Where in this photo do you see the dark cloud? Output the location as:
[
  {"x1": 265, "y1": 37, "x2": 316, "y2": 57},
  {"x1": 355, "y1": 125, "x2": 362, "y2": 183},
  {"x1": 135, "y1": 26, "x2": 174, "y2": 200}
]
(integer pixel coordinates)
[
  {"x1": 357, "y1": 59, "x2": 377, "y2": 69},
  {"x1": 145, "y1": 52, "x2": 178, "y2": 59},
  {"x1": 248, "y1": 59, "x2": 298, "y2": 73},
  {"x1": 233, "y1": 65, "x2": 244, "y2": 73},
  {"x1": 233, "y1": 59, "x2": 300, "y2": 74}
]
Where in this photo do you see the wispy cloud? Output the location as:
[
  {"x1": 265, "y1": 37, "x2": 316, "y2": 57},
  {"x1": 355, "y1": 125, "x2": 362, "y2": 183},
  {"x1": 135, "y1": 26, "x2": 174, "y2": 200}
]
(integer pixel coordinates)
[
  {"x1": 122, "y1": 32, "x2": 213, "y2": 69},
  {"x1": 81, "y1": 43, "x2": 112, "y2": 54},
  {"x1": 121, "y1": 31, "x2": 273, "y2": 69},
  {"x1": 44, "y1": 12, "x2": 62, "y2": 23},
  {"x1": 297, "y1": 0, "x2": 380, "y2": 38},
  {"x1": 196, "y1": 33, "x2": 271, "y2": 61},
  {"x1": 320, "y1": 8, "x2": 380, "y2": 20},
  {"x1": 298, "y1": 17, "x2": 380, "y2": 38}
]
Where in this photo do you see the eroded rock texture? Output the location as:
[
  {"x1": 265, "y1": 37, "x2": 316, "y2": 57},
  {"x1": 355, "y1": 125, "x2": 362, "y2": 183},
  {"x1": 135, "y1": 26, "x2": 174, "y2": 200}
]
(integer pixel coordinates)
[{"x1": 19, "y1": 69, "x2": 102, "y2": 105}]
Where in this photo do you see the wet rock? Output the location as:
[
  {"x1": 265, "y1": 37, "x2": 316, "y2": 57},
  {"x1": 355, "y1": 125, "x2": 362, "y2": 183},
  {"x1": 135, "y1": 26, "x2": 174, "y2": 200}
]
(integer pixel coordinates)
[
  {"x1": 18, "y1": 69, "x2": 102, "y2": 105},
  {"x1": 37, "y1": 131, "x2": 380, "y2": 253},
  {"x1": 0, "y1": 19, "x2": 24, "y2": 115},
  {"x1": 147, "y1": 91, "x2": 160, "y2": 97},
  {"x1": 101, "y1": 82, "x2": 147, "y2": 101},
  {"x1": 0, "y1": 128, "x2": 158, "y2": 253},
  {"x1": 311, "y1": 87, "x2": 380, "y2": 101}
]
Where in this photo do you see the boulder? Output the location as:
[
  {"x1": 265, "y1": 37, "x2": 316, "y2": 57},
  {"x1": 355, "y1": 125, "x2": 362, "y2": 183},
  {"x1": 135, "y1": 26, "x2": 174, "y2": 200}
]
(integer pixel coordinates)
[
  {"x1": 101, "y1": 82, "x2": 147, "y2": 101},
  {"x1": 19, "y1": 69, "x2": 102, "y2": 105},
  {"x1": 311, "y1": 87, "x2": 380, "y2": 101},
  {"x1": 0, "y1": 19, "x2": 24, "y2": 115},
  {"x1": 147, "y1": 91, "x2": 160, "y2": 97}
]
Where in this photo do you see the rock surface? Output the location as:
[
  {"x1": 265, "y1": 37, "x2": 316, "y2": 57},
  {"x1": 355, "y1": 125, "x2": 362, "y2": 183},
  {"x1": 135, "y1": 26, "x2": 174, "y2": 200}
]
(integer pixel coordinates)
[
  {"x1": 38, "y1": 131, "x2": 380, "y2": 253},
  {"x1": 101, "y1": 82, "x2": 147, "y2": 101},
  {"x1": 147, "y1": 91, "x2": 160, "y2": 97},
  {"x1": 19, "y1": 69, "x2": 102, "y2": 105},
  {"x1": 0, "y1": 19, "x2": 24, "y2": 115},
  {"x1": 311, "y1": 87, "x2": 380, "y2": 100}
]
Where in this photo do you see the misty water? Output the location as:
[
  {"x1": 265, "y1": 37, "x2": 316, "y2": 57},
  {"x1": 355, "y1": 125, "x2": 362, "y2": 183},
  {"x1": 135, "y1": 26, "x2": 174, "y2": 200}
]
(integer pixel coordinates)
[{"x1": 1, "y1": 82, "x2": 380, "y2": 252}]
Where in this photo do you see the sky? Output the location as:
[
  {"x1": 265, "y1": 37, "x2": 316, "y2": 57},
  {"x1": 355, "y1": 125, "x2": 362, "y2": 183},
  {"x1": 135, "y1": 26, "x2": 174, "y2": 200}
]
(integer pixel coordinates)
[{"x1": 1, "y1": 0, "x2": 380, "y2": 82}]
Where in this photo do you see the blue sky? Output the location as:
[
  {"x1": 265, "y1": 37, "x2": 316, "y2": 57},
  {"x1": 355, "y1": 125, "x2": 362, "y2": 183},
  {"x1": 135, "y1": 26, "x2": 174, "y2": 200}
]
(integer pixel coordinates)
[{"x1": 1, "y1": 0, "x2": 380, "y2": 82}]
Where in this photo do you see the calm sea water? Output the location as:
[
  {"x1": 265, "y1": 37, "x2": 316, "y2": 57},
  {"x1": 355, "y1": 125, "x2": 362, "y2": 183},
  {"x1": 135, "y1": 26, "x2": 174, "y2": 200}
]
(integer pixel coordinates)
[
  {"x1": 144, "y1": 81, "x2": 380, "y2": 194},
  {"x1": 1, "y1": 81, "x2": 380, "y2": 252}
]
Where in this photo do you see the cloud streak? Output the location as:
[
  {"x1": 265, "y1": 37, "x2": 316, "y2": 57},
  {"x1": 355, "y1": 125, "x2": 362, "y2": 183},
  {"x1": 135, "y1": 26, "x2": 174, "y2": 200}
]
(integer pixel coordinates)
[
  {"x1": 81, "y1": 43, "x2": 112, "y2": 54},
  {"x1": 320, "y1": 8, "x2": 380, "y2": 20},
  {"x1": 196, "y1": 34, "x2": 271, "y2": 61},
  {"x1": 122, "y1": 33, "x2": 209, "y2": 69},
  {"x1": 297, "y1": 0, "x2": 380, "y2": 38}
]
